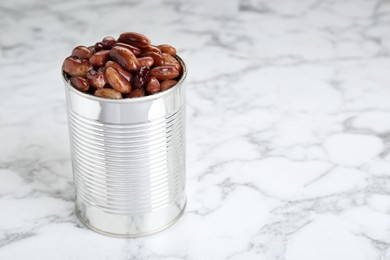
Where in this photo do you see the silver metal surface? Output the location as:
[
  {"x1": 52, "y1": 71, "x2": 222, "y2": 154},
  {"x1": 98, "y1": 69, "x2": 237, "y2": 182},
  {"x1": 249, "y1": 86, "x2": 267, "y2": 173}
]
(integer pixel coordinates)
[{"x1": 63, "y1": 56, "x2": 187, "y2": 237}]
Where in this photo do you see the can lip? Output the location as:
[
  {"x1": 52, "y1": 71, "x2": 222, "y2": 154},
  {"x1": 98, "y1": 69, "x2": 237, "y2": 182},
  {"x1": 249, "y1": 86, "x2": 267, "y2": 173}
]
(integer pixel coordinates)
[{"x1": 62, "y1": 55, "x2": 187, "y2": 103}]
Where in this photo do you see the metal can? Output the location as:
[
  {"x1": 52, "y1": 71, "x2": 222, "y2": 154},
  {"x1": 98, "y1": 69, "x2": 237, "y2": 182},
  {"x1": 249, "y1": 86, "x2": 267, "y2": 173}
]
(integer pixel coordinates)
[{"x1": 62, "y1": 56, "x2": 187, "y2": 237}]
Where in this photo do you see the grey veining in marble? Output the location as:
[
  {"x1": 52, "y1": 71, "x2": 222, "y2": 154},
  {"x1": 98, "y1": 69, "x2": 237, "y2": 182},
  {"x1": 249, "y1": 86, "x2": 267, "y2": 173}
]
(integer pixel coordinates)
[{"x1": 1, "y1": 0, "x2": 390, "y2": 259}]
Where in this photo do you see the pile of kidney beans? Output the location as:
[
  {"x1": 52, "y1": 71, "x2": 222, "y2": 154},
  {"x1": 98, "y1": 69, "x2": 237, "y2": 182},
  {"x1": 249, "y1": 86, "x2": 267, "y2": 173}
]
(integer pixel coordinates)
[{"x1": 62, "y1": 32, "x2": 182, "y2": 99}]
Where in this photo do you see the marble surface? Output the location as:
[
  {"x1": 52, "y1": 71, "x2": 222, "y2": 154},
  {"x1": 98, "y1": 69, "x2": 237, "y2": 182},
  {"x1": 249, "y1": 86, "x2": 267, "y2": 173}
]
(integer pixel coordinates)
[{"x1": 1, "y1": 0, "x2": 390, "y2": 259}]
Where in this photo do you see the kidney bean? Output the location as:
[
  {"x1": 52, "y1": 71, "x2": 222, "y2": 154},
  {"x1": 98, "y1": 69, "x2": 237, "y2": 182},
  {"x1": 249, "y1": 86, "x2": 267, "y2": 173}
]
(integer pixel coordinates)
[
  {"x1": 94, "y1": 42, "x2": 105, "y2": 52},
  {"x1": 160, "y1": 80, "x2": 177, "y2": 91},
  {"x1": 102, "y1": 36, "x2": 116, "y2": 49},
  {"x1": 109, "y1": 46, "x2": 139, "y2": 71},
  {"x1": 133, "y1": 66, "x2": 150, "y2": 89},
  {"x1": 105, "y1": 67, "x2": 132, "y2": 93},
  {"x1": 63, "y1": 56, "x2": 92, "y2": 77},
  {"x1": 70, "y1": 76, "x2": 90, "y2": 92},
  {"x1": 137, "y1": 57, "x2": 154, "y2": 67},
  {"x1": 94, "y1": 88, "x2": 122, "y2": 99},
  {"x1": 118, "y1": 32, "x2": 151, "y2": 48},
  {"x1": 113, "y1": 43, "x2": 142, "y2": 57},
  {"x1": 143, "y1": 51, "x2": 165, "y2": 66},
  {"x1": 142, "y1": 45, "x2": 161, "y2": 53},
  {"x1": 162, "y1": 53, "x2": 181, "y2": 71},
  {"x1": 89, "y1": 50, "x2": 110, "y2": 67},
  {"x1": 105, "y1": 61, "x2": 132, "y2": 82},
  {"x1": 146, "y1": 77, "x2": 161, "y2": 94},
  {"x1": 71, "y1": 46, "x2": 93, "y2": 60},
  {"x1": 157, "y1": 44, "x2": 176, "y2": 56},
  {"x1": 129, "y1": 88, "x2": 146, "y2": 98},
  {"x1": 87, "y1": 70, "x2": 106, "y2": 89},
  {"x1": 150, "y1": 66, "x2": 179, "y2": 80}
]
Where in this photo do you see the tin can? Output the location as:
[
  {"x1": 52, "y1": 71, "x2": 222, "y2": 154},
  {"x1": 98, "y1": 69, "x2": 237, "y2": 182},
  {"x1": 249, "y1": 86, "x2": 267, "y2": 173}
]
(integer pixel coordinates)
[{"x1": 62, "y1": 57, "x2": 187, "y2": 237}]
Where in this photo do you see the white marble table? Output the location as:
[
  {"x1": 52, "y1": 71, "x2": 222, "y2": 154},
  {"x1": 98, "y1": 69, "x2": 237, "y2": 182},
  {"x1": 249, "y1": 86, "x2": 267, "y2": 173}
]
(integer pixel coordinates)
[{"x1": 1, "y1": 0, "x2": 390, "y2": 259}]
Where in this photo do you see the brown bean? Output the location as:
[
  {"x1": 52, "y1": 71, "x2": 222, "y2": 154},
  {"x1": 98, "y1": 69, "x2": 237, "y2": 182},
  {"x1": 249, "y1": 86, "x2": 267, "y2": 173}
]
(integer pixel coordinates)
[
  {"x1": 142, "y1": 45, "x2": 161, "y2": 54},
  {"x1": 118, "y1": 32, "x2": 151, "y2": 48},
  {"x1": 133, "y1": 66, "x2": 150, "y2": 89},
  {"x1": 162, "y1": 53, "x2": 181, "y2": 72},
  {"x1": 129, "y1": 88, "x2": 146, "y2": 98},
  {"x1": 105, "y1": 67, "x2": 131, "y2": 94},
  {"x1": 63, "y1": 56, "x2": 92, "y2": 77},
  {"x1": 102, "y1": 36, "x2": 116, "y2": 49},
  {"x1": 70, "y1": 76, "x2": 90, "y2": 92},
  {"x1": 137, "y1": 57, "x2": 154, "y2": 67},
  {"x1": 86, "y1": 70, "x2": 106, "y2": 89},
  {"x1": 109, "y1": 46, "x2": 139, "y2": 71},
  {"x1": 94, "y1": 88, "x2": 122, "y2": 99},
  {"x1": 146, "y1": 77, "x2": 161, "y2": 95},
  {"x1": 150, "y1": 66, "x2": 179, "y2": 80},
  {"x1": 160, "y1": 80, "x2": 177, "y2": 91},
  {"x1": 105, "y1": 61, "x2": 132, "y2": 82},
  {"x1": 71, "y1": 46, "x2": 93, "y2": 59},
  {"x1": 143, "y1": 51, "x2": 164, "y2": 66},
  {"x1": 113, "y1": 43, "x2": 142, "y2": 57},
  {"x1": 89, "y1": 50, "x2": 110, "y2": 67},
  {"x1": 157, "y1": 44, "x2": 176, "y2": 56}
]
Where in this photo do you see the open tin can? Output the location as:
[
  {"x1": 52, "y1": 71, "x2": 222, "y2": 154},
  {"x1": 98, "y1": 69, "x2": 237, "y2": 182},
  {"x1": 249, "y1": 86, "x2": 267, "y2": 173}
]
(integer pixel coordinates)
[{"x1": 62, "y1": 56, "x2": 187, "y2": 237}]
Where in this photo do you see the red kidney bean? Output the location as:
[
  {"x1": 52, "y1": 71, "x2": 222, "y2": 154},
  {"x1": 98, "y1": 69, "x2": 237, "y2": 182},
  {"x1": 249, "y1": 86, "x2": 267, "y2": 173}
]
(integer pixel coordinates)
[
  {"x1": 89, "y1": 50, "x2": 110, "y2": 67},
  {"x1": 133, "y1": 66, "x2": 150, "y2": 89},
  {"x1": 105, "y1": 61, "x2": 132, "y2": 82},
  {"x1": 129, "y1": 88, "x2": 146, "y2": 98},
  {"x1": 87, "y1": 46, "x2": 96, "y2": 54},
  {"x1": 63, "y1": 56, "x2": 92, "y2": 77},
  {"x1": 160, "y1": 79, "x2": 177, "y2": 91},
  {"x1": 87, "y1": 70, "x2": 106, "y2": 89},
  {"x1": 157, "y1": 44, "x2": 176, "y2": 56},
  {"x1": 137, "y1": 57, "x2": 154, "y2": 67},
  {"x1": 71, "y1": 46, "x2": 93, "y2": 59},
  {"x1": 118, "y1": 32, "x2": 151, "y2": 48},
  {"x1": 143, "y1": 51, "x2": 165, "y2": 66},
  {"x1": 102, "y1": 36, "x2": 116, "y2": 49},
  {"x1": 94, "y1": 88, "x2": 122, "y2": 99},
  {"x1": 146, "y1": 77, "x2": 161, "y2": 94},
  {"x1": 142, "y1": 45, "x2": 161, "y2": 53},
  {"x1": 70, "y1": 76, "x2": 90, "y2": 92},
  {"x1": 105, "y1": 67, "x2": 132, "y2": 93},
  {"x1": 150, "y1": 66, "x2": 179, "y2": 80},
  {"x1": 162, "y1": 53, "x2": 181, "y2": 71},
  {"x1": 109, "y1": 46, "x2": 139, "y2": 71},
  {"x1": 113, "y1": 43, "x2": 142, "y2": 57}
]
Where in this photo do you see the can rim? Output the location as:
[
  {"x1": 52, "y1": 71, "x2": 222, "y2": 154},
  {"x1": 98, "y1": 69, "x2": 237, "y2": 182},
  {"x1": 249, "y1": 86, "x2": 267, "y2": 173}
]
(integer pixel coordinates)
[{"x1": 62, "y1": 55, "x2": 187, "y2": 103}]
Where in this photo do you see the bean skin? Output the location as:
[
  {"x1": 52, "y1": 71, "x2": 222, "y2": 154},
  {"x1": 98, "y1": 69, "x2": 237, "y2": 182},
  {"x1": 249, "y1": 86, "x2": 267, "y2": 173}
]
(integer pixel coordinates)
[
  {"x1": 71, "y1": 46, "x2": 93, "y2": 59},
  {"x1": 70, "y1": 76, "x2": 90, "y2": 92},
  {"x1": 118, "y1": 32, "x2": 151, "y2": 48},
  {"x1": 102, "y1": 36, "x2": 116, "y2": 49},
  {"x1": 161, "y1": 53, "x2": 181, "y2": 71},
  {"x1": 105, "y1": 61, "x2": 132, "y2": 82},
  {"x1": 150, "y1": 66, "x2": 179, "y2": 80},
  {"x1": 94, "y1": 88, "x2": 122, "y2": 99},
  {"x1": 146, "y1": 77, "x2": 161, "y2": 94},
  {"x1": 109, "y1": 46, "x2": 139, "y2": 71},
  {"x1": 133, "y1": 66, "x2": 150, "y2": 89},
  {"x1": 89, "y1": 50, "x2": 110, "y2": 67},
  {"x1": 143, "y1": 51, "x2": 165, "y2": 66},
  {"x1": 86, "y1": 70, "x2": 106, "y2": 89},
  {"x1": 160, "y1": 79, "x2": 177, "y2": 91},
  {"x1": 157, "y1": 44, "x2": 176, "y2": 56},
  {"x1": 105, "y1": 67, "x2": 132, "y2": 94},
  {"x1": 129, "y1": 88, "x2": 146, "y2": 98},
  {"x1": 113, "y1": 43, "x2": 142, "y2": 57},
  {"x1": 63, "y1": 56, "x2": 92, "y2": 77},
  {"x1": 137, "y1": 57, "x2": 154, "y2": 67},
  {"x1": 142, "y1": 45, "x2": 161, "y2": 53}
]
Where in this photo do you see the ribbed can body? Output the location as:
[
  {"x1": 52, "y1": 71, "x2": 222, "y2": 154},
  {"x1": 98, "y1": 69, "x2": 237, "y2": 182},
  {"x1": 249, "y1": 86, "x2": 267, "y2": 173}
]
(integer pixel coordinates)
[{"x1": 63, "y1": 57, "x2": 187, "y2": 237}]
